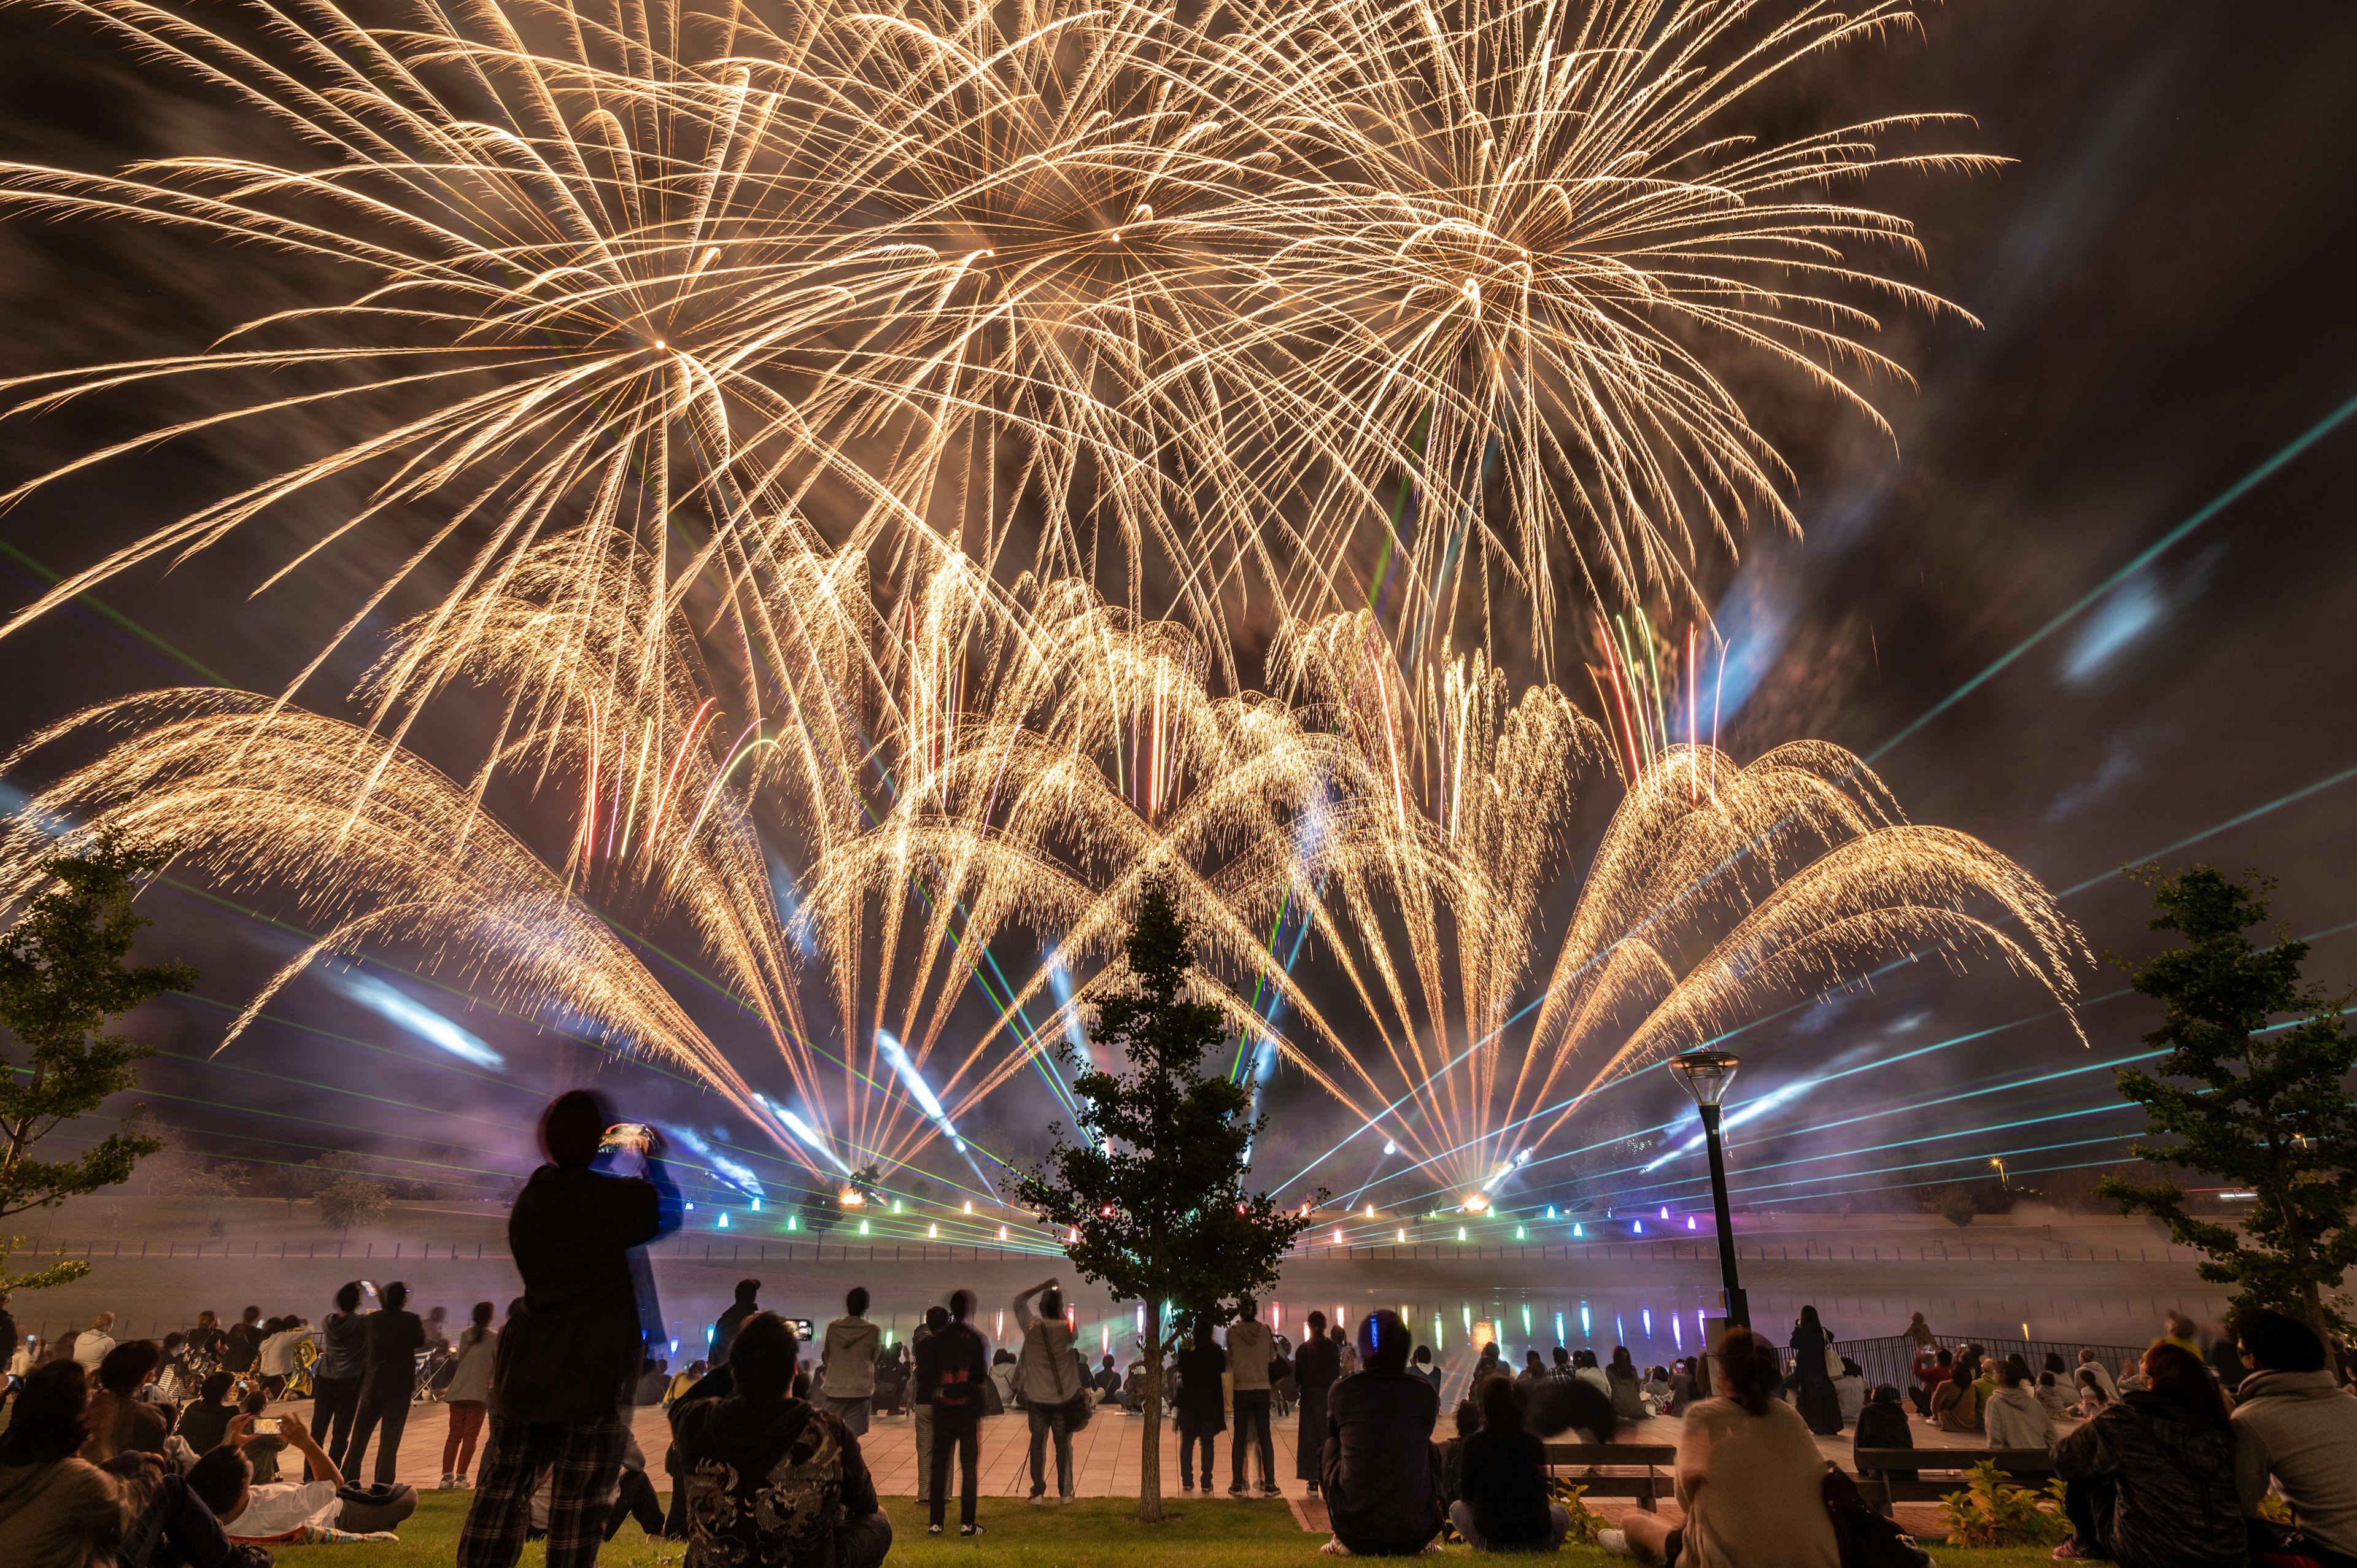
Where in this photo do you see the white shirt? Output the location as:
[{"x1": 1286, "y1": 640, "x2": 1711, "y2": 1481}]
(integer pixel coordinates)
[
  {"x1": 73, "y1": 1332, "x2": 115, "y2": 1372},
  {"x1": 259, "y1": 1329, "x2": 307, "y2": 1378},
  {"x1": 228, "y1": 1479, "x2": 340, "y2": 1540}
]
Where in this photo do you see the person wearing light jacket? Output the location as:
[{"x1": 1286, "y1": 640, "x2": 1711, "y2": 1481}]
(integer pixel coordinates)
[
  {"x1": 1225, "y1": 1299, "x2": 1278, "y2": 1496},
  {"x1": 1981, "y1": 1356, "x2": 2056, "y2": 1453},
  {"x1": 2230, "y1": 1307, "x2": 2357, "y2": 1566},
  {"x1": 1013, "y1": 1278, "x2": 1082, "y2": 1504},
  {"x1": 816, "y1": 1288, "x2": 881, "y2": 1437}
]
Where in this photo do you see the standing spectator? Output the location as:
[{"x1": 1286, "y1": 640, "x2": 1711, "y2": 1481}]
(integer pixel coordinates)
[
  {"x1": 670, "y1": 1313, "x2": 892, "y2": 1568},
  {"x1": 422, "y1": 1306, "x2": 450, "y2": 1353},
  {"x1": 1451, "y1": 1375, "x2": 1571, "y2": 1552},
  {"x1": 72, "y1": 1314, "x2": 117, "y2": 1377},
  {"x1": 311, "y1": 1283, "x2": 367, "y2": 1477},
  {"x1": 0, "y1": 1361, "x2": 239, "y2": 1568},
  {"x1": 816, "y1": 1288, "x2": 881, "y2": 1437},
  {"x1": 1604, "y1": 1326, "x2": 1841, "y2": 1568},
  {"x1": 1293, "y1": 1310, "x2": 1340, "y2": 1497},
  {"x1": 2229, "y1": 1307, "x2": 2357, "y2": 1567},
  {"x1": 1226, "y1": 1297, "x2": 1278, "y2": 1497},
  {"x1": 220, "y1": 1309, "x2": 264, "y2": 1378},
  {"x1": 1607, "y1": 1346, "x2": 1646, "y2": 1422},
  {"x1": 2052, "y1": 1340, "x2": 2242, "y2": 1567},
  {"x1": 1013, "y1": 1277, "x2": 1083, "y2": 1504},
  {"x1": 918, "y1": 1288, "x2": 989, "y2": 1537},
  {"x1": 440, "y1": 1301, "x2": 498, "y2": 1490},
  {"x1": 1787, "y1": 1305, "x2": 1841, "y2": 1435},
  {"x1": 343, "y1": 1279, "x2": 424, "y2": 1485},
  {"x1": 1319, "y1": 1310, "x2": 1440, "y2": 1558},
  {"x1": 909, "y1": 1305, "x2": 948, "y2": 1507},
  {"x1": 1174, "y1": 1314, "x2": 1227, "y2": 1495},
  {"x1": 177, "y1": 1370, "x2": 240, "y2": 1456},
  {"x1": 457, "y1": 1091, "x2": 679, "y2": 1568},
  {"x1": 1983, "y1": 1356, "x2": 2056, "y2": 1452},
  {"x1": 1413, "y1": 1345, "x2": 1441, "y2": 1393},
  {"x1": 711, "y1": 1280, "x2": 761, "y2": 1366}
]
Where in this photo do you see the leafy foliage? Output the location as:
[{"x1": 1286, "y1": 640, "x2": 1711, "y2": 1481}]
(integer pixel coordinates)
[
  {"x1": 1010, "y1": 879, "x2": 1318, "y2": 1520},
  {"x1": 2098, "y1": 866, "x2": 2357, "y2": 1334},
  {"x1": 1938, "y1": 1462, "x2": 2071, "y2": 1548},
  {"x1": 314, "y1": 1175, "x2": 392, "y2": 1234},
  {"x1": 0, "y1": 834, "x2": 193, "y2": 1292},
  {"x1": 1541, "y1": 1479, "x2": 1605, "y2": 1545}
]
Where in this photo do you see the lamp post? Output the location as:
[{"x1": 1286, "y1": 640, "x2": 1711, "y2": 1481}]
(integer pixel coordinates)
[{"x1": 1670, "y1": 1048, "x2": 1748, "y2": 1328}]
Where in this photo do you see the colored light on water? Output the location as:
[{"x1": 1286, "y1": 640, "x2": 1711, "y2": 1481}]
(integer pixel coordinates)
[
  {"x1": 1554, "y1": 1312, "x2": 1565, "y2": 1344},
  {"x1": 1671, "y1": 1316, "x2": 1683, "y2": 1350},
  {"x1": 1579, "y1": 1305, "x2": 1591, "y2": 1337}
]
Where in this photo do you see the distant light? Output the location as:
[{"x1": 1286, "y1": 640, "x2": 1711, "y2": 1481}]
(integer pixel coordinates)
[
  {"x1": 669, "y1": 1338, "x2": 678, "y2": 1354},
  {"x1": 1687, "y1": 1215, "x2": 1696, "y2": 1230},
  {"x1": 1658, "y1": 1207, "x2": 1668, "y2": 1220},
  {"x1": 786, "y1": 1216, "x2": 799, "y2": 1231},
  {"x1": 998, "y1": 1225, "x2": 1008, "y2": 1240},
  {"x1": 929, "y1": 1223, "x2": 940, "y2": 1238},
  {"x1": 1515, "y1": 1226, "x2": 1525, "y2": 1240},
  {"x1": 1545, "y1": 1205, "x2": 1557, "y2": 1219},
  {"x1": 1632, "y1": 1219, "x2": 1643, "y2": 1234},
  {"x1": 718, "y1": 1213, "x2": 730, "y2": 1229},
  {"x1": 1457, "y1": 1226, "x2": 1467, "y2": 1241},
  {"x1": 964, "y1": 1200, "x2": 974, "y2": 1214},
  {"x1": 705, "y1": 1326, "x2": 714, "y2": 1342},
  {"x1": 892, "y1": 1199, "x2": 903, "y2": 1214},
  {"x1": 684, "y1": 1203, "x2": 695, "y2": 1212},
  {"x1": 1383, "y1": 1140, "x2": 1397, "y2": 1156},
  {"x1": 2220, "y1": 1192, "x2": 2258, "y2": 1200},
  {"x1": 1333, "y1": 1228, "x2": 1344, "y2": 1243},
  {"x1": 1573, "y1": 1223, "x2": 1584, "y2": 1238},
  {"x1": 749, "y1": 1198, "x2": 761, "y2": 1212},
  {"x1": 858, "y1": 1220, "x2": 870, "y2": 1235},
  {"x1": 1396, "y1": 1228, "x2": 1406, "y2": 1243}
]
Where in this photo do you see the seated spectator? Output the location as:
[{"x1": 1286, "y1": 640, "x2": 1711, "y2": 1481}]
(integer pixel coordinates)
[
  {"x1": 670, "y1": 1311, "x2": 891, "y2": 1568},
  {"x1": 1436, "y1": 1400, "x2": 1478, "y2": 1519},
  {"x1": 1320, "y1": 1310, "x2": 1441, "y2": 1558},
  {"x1": 2053, "y1": 1340, "x2": 2242, "y2": 1567},
  {"x1": 2037, "y1": 1372, "x2": 2074, "y2": 1419},
  {"x1": 1451, "y1": 1376, "x2": 1571, "y2": 1553},
  {"x1": 188, "y1": 1410, "x2": 414, "y2": 1545},
  {"x1": 1854, "y1": 1385, "x2": 1918, "y2": 1483},
  {"x1": 1516, "y1": 1351, "x2": 1544, "y2": 1387},
  {"x1": 2078, "y1": 1348, "x2": 2118, "y2": 1401},
  {"x1": 1665, "y1": 1359, "x2": 1697, "y2": 1417},
  {"x1": 1603, "y1": 1326, "x2": 1840, "y2": 1568},
  {"x1": 74, "y1": 1314, "x2": 118, "y2": 1377},
  {"x1": 85, "y1": 1341, "x2": 169, "y2": 1464},
  {"x1": 1833, "y1": 1358, "x2": 1867, "y2": 1426},
  {"x1": 1983, "y1": 1356, "x2": 2055, "y2": 1452},
  {"x1": 1091, "y1": 1355, "x2": 1123, "y2": 1402},
  {"x1": 1932, "y1": 1361, "x2": 1981, "y2": 1433},
  {"x1": 989, "y1": 1348, "x2": 1019, "y2": 1412},
  {"x1": 666, "y1": 1359, "x2": 709, "y2": 1405},
  {"x1": 1573, "y1": 1348, "x2": 1609, "y2": 1397},
  {"x1": 1606, "y1": 1348, "x2": 1646, "y2": 1422},
  {"x1": 633, "y1": 1358, "x2": 671, "y2": 1408},
  {"x1": 1643, "y1": 1366, "x2": 1673, "y2": 1412},
  {"x1": 233, "y1": 1394, "x2": 286, "y2": 1485},
  {"x1": 2229, "y1": 1306, "x2": 2357, "y2": 1568},
  {"x1": 1911, "y1": 1346, "x2": 1952, "y2": 1418},
  {"x1": 2073, "y1": 1369, "x2": 2111, "y2": 1419},
  {"x1": 0, "y1": 1359, "x2": 247, "y2": 1568},
  {"x1": 177, "y1": 1372, "x2": 241, "y2": 1457}
]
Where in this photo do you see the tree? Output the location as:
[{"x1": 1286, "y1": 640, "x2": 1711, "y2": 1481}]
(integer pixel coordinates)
[
  {"x1": 314, "y1": 1175, "x2": 391, "y2": 1235},
  {"x1": 1010, "y1": 879, "x2": 1317, "y2": 1523},
  {"x1": 2098, "y1": 866, "x2": 2357, "y2": 1337},
  {"x1": 0, "y1": 834, "x2": 193, "y2": 1292}
]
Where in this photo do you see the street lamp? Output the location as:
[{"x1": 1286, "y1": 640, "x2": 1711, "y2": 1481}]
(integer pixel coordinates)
[{"x1": 1669, "y1": 1049, "x2": 1748, "y2": 1328}]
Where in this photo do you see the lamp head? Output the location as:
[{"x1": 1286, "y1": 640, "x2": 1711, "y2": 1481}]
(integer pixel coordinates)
[{"x1": 1668, "y1": 1049, "x2": 1740, "y2": 1107}]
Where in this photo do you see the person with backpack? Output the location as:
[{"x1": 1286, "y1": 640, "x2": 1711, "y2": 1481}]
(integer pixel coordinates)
[
  {"x1": 669, "y1": 1314, "x2": 889, "y2": 1568},
  {"x1": 917, "y1": 1289, "x2": 990, "y2": 1537}
]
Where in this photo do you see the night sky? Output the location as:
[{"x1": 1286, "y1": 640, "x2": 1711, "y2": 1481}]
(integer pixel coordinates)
[{"x1": 1, "y1": 1, "x2": 2353, "y2": 1229}]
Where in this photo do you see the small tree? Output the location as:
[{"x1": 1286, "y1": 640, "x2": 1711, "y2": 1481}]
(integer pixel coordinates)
[
  {"x1": 0, "y1": 835, "x2": 193, "y2": 1292},
  {"x1": 314, "y1": 1175, "x2": 391, "y2": 1235},
  {"x1": 1011, "y1": 879, "x2": 1317, "y2": 1523},
  {"x1": 2099, "y1": 866, "x2": 2357, "y2": 1336}
]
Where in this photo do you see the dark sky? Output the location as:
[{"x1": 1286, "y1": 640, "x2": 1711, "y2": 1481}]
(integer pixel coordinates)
[{"x1": 0, "y1": 1, "x2": 2353, "y2": 1229}]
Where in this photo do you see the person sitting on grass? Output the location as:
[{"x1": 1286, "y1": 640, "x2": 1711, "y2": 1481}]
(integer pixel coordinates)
[
  {"x1": 177, "y1": 1372, "x2": 241, "y2": 1458},
  {"x1": 1319, "y1": 1310, "x2": 1440, "y2": 1558},
  {"x1": 84, "y1": 1341, "x2": 169, "y2": 1464},
  {"x1": 186, "y1": 1410, "x2": 416, "y2": 1545},
  {"x1": 2231, "y1": 1307, "x2": 2357, "y2": 1568},
  {"x1": 1451, "y1": 1375, "x2": 1571, "y2": 1553},
  {"x1": 0, "y1": 1359, "x2": 261, "y2": 1568},
  {"x1": 1600, "y1": 1326, "x2": 1840, "y2": 1568},
  {"x1": 1436, "y1": 1400, "x2": 1478, "y2": 1521},
  {"x1": 2052, "y1": 1339, "x2": 2242, "y2": 1567},
  {"x1": 671, "y1": 1311, "x2": 891, "y2": 1568}
]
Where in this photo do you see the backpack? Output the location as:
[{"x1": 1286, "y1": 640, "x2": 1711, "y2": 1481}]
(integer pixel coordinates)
[{"x1": 1821, "y1": 1463, "x2": 1932, "y2": 1568}]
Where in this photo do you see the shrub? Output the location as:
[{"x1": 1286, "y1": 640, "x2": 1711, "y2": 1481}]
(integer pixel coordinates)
[{"x1": 1938, "y1": 1461, "x2": 2070, "y2": 1547}]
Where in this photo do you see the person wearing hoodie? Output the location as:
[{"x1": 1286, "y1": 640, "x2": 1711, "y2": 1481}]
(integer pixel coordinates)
[
  {"x1": 2076, "y1": 1348, "x2": 2118, "y2": 1402},
  {"x1": 816, "y1": 1288, "x2": 881, "y2": 1437},
  {"x1": 1853, "y1": 1385, "x2": 1918, "y2": 1483},
  {"x1": 2229, "y1": 1307, "x2": 2357, "y2": 1567},
  {"x1": 311, "y1": 1284, "x2": 368, "y2": 1478},
  {"x1": 1983, "y1": 1356, "x2": 2056, "y2": 1453},
  {"x1": 918, "y1": 1291, "x2": 991, "y2": 1538},
  {"x1": 1013, "y1": 1277, "x2": 1084, "y2": 1504},
  {"x1": 712, "y1": 1280, "x2": 762, "y2": 1367},
  {"x1": 2053, "y1": 1339, "x2": 2244, "y2": 1567},
  {"x1": 1932, "y1": 1360, "x2": 1981, "y2": 1434},
  {"x1": 0, "y1": 1360, "x2": 251, "y2": 1568},
  {"x1": 1225, "y1": 1297, "x2": 1279, "y2": 1497}
]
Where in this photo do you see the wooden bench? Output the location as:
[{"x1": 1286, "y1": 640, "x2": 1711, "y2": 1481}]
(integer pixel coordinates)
[
  {"x1": 1542, "y1": 1443, "x2": 1679, "y2": 1510},
  {"x1": 1851, "y1": 1448, "x2": 2057, "y2": 1515}
]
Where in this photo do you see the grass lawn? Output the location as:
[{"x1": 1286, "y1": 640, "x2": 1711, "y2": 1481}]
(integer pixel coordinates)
[{"x1": 268, "y1": 1492, "x2": 2073, "y2": 1568}]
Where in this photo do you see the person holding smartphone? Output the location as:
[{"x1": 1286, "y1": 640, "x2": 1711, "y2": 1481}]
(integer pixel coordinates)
[{"x1": 187, "y1": 1408, "x2": 417, "y2": 1540}]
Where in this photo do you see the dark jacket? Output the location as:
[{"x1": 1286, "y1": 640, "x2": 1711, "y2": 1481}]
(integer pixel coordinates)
[
  {"x1": 1174, "y1": 1343, "x2": 1227, "y2": 1429},
  {"x1": 1458, "y1": 1426, "x2": 1553, "y2": 1545},
  {"x1": 914, "y1": 1322, "x2": 988, "y2": 1422},
  {"x1": 1853, "y1": 1398, "x2": 1916, "y2": 1481},
  {"x1": 360, "y1": 1310, "x2": 424, "y2": 1402},
  {"x1": 671, "y1": 1392, "x2": 875, "y2": 1568},
  {"x1": 712, "y1": 1301, "x2": 758, "y2": 1366},
  {"x1": 1294, "y1": 1336, "x2": 1341, "y2": 1393},
  {"x1": 494, "y1": 1162, "x2": 671, "y2": 1423},
  {"x1": 2056, "y1": 1391, "x2": 2245, "y2": 1568},
  {"x1": 220, "y1": 1323, "x2": 263, "y2": 1373},
  {"x1": 1324, "y1": 1367, "x2": 1442, "y2": 1554},
  {"x1": 177, "y1": 1398, "x2": 237, "y2": 1456},
  {"x1": 315, "y1": 1312, "x2": 367, "y2": 1383}
]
